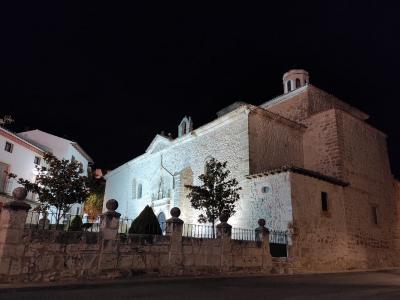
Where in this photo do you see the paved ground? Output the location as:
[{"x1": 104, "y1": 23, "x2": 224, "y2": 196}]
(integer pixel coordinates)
[{"x1": 2, "y1": 270, "x2": 400, "y2": 299}]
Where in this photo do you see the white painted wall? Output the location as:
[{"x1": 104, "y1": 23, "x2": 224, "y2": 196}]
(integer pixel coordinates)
[
  {"x1": 247, "y1": 173, "x2": 293, "y2": 231},
  {"x1": 105, "y1": 107, "x2": 252, "y2": 228},
  {"x1": 18, "y1": 130, "x2": 90, "y2": 176},
  {"x1": 17, "y1": 130, "x2": 92, "y2": 215},
  {"x1": 0, "y1": 129, "x2": 43, "y2": 197}
]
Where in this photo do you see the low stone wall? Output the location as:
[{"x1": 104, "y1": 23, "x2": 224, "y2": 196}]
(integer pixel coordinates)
[
  {"x1": 0, "y1": 230, "x2": 273, "y2": 283},
  {"x1": 0, "y1": 194, "x2": 275, "y2": 283}
]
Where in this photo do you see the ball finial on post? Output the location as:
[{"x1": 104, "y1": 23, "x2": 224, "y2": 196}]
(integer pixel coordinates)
[
  {"x1": 12, "y1": 187, "x2": 28, "y2": 201},
  {"x1": 170, "y1": 207, "x2": 181, "y2": 218},
  {"x1": 105, "y1": 199, "x2": 118, "y2": 212}
]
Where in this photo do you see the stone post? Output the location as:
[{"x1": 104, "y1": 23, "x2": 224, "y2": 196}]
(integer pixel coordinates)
[
  {"x1": 100, "y1": 199, "x2": 121, "y2": 241},
  {"x1": 216, "y1": 210, "x2": 232, "y2": 272},
  {"x1": 216, "y1": 210, "x2": 232, "y2": 239},
  {"x1": 98, "y1": 199, "x2": 121, "y2": 273},
  {"x1": 0, "y1": 187, "x2": 31, "y2": 277},
  {"x1": 166, "y1": 207, "x2": 183, "y2": 273},
  {"x1": 255, "y1": 218, "x2": 272, "y2": 270}
]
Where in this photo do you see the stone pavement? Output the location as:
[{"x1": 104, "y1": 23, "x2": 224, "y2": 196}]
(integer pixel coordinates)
[{"x1": 2, "y1": 270, "x2": 400, "y2": 299}]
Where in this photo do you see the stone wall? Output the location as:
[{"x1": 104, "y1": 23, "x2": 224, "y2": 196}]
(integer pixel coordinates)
[
  {"x1": 302, "y1": 109, "x2": 344, "y2": 180},
  {"x1": 289, "y1": 172, "x2": 348, "y2": 272},
  {"x1": 0, "y1": 196, "x2": 274, "y2": 283},
  {"x1": 289, "y1": 171, "x2": 400, "y2": 271},
  {"x1": 248, "y1": 108, "x2": 305, "y2": 174}
]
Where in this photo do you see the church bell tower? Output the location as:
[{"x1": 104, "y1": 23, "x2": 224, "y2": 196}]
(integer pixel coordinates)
[{"x1": 283, "y1": 69, "x2": 309, "y2": 94}]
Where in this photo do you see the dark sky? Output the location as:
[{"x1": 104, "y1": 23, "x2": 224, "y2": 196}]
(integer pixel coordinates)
[{"x1": 1, "y1": 2, "x2": 399, "y2": 177}]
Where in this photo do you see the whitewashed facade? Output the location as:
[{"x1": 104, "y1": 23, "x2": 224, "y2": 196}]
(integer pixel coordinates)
[
  {"x1": 0, "y1": 127, "x2": 45, "y2": 206},
  {"x1": 104, "y1": 103, "x2": 299, "y2": 231},
  {"x1": 1, "y1": 128, "x2": 93, "y2": 216}
]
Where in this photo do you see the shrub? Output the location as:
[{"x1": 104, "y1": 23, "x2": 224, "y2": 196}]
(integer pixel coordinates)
[
  {"x1": 69, "y1": 215, "x2": 83, "y2": 231},
  {"x1": 128, "y1": 205, "x2": 162, "y2": 235}
]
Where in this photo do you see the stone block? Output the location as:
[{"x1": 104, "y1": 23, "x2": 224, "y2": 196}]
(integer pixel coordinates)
[
  {"x1": 118, "y1": 255, "x2": 133, "y2": 269},
  {"x1": 131, "y1": 254, "x2": 146, "y2": 269},
  {"x1": 0, "y1": 257, "x2": 11, "y2": 274},
  {"x1": 98, "y1": 253, "x2": 118, "y2": 270},
  {"x1": 9, "y1": 259, "x2": 22, "y2": 275}
]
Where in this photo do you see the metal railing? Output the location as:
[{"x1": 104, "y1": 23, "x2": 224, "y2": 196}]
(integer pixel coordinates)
[
  {"x1": 269, "y1": 230, "x2": 290, "y2": 244},
  {"x1": 232, "y1": 227, "x2": 256, "y2": 241},
  {"x1": 183, "y1": 223, "x2": 216, "y2": 238},
  {"x1": 118, "y1": 219, "x2": 166, "y2": 236},
  {"x1": 25, "y1": 211, "x2": 101, "y2": 232}
]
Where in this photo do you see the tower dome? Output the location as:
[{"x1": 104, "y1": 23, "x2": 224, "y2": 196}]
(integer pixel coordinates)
[{"x1": 283, "y1": 69, "x2": 309, "y2": 94}]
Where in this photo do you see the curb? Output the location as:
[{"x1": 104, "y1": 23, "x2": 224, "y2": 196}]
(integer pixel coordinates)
[{"x1": 1, "y1": 268, "x2": 399, "y2": 293}]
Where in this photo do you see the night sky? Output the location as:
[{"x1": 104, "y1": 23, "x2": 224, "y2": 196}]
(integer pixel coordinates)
[{"x1": 1, "y1": 2, "x2": 399, "y2": 177}]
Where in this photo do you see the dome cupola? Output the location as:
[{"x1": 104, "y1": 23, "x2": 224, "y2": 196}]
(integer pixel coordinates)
[{"x1": 283, "y1": 69, "x2": 309, "y2": 94}]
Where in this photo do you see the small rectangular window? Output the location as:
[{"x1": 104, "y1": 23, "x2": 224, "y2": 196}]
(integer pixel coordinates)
[
  {"x1": 372, "y1": 206, "x2": 378, "y2": 225},
  {"x1": 4, "y1": 142, "x2": 13, "y2": 153},
  {"x1": 321, "y1": 192, "x2": 328, "y2": 212},
  {"x1": 34, "y1": 156, "x2": 41, "y2": 165}
]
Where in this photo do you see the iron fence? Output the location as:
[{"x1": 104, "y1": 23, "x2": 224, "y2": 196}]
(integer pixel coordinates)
[
  {"x1": 25, "y1": 211, "x2": 101, "y2": 232},
  {"x1": 118, "y1": 218, "x2": 166, "y2": 235},
  {"x1": 269, "y1": 230, "x2": 290, "y2": 244},
  {"x1": 232, "y1": 227, "x2": 256, "y2": 241},
  {"x1": 182, "y1": 223, "x2": 216, "y2": 238},
  {"x1": 24, "y1": 209, "x2": 291, "y2": 251},
  {"x1": 269, "y1": 230, "x2": 290, "y2": 257}
]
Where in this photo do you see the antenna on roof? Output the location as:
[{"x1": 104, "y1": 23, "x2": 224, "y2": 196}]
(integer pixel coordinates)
[{"x1": 0, "y1": 115, "x2": 15, "y2": 127}]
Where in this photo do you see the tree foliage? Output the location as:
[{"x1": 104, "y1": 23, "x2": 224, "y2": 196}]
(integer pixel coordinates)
[
  {"x1": 84, "y1": 193, "x2": 104, "y2": 220},
  {"x1": 185, "y1": 158, "x2": 241, "y2": 229},
  {"x1": 128, "y1": 205, "x2": 162, "y2": 235},
  {"x1": 84, "y1": 171, "x2": 105, "y2": 220},
  {"x1": 9, "y1": 153, "x2": 90, "y2": 223}
]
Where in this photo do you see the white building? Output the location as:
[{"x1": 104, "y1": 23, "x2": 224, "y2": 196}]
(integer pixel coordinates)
[
  {"x1": 0, "y1": 127, "x2": 45, "y2": 208},
  {"x1": 1, "y1": 128, "x2": 93, "y2": 215}
]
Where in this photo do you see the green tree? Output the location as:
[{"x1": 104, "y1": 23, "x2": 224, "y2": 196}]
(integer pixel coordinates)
[
  {"x1": 129, "y1": 205, "x2": 162, "y2": 235},
  {"x1": 9, "y1": 153, "x2": 90, "y2": 225},
  {"x1": 185, "y1": 158, "x2": 241, "y2": 237}
]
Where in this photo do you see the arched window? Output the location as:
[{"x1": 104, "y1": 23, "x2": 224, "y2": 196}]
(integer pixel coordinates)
[
  {"x1": 295, "y1": 78, "x2": 301, "y2": 88},
  {"x1": 137, "y1": 184, "x2": 143, "y2": 199},
  {"x1": 132, "y1": 179, "x2": 137, "y2": 199},
  {"x1": 287, "y1": 80, "x2": 292, "y2": 92}
]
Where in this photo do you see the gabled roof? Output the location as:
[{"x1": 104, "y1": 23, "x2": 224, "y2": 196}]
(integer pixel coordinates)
[
  {"x1": 17, "y1": 129, "x2": 94, "y2": 163},
  {"x1": 145, "y1": 134, "x2": 173, "y2": 154},
  {"x1": 0, "y1": 126, "x2": 46, "y2": 155}
]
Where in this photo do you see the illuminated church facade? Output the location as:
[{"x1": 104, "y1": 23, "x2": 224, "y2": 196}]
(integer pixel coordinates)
[{"x1": 104, "y1": 69, "x2": 400, "y2": 268}]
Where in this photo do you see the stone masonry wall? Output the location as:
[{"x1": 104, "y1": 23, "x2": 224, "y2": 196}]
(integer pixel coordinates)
[
  {"x1": 265, "y1": 89, "x2": 309, "y2": 122},
  {"x1": 302, "y1": 109, "x2": 344, "y2": 180},
  {"x1": 248, "y1": 109, "x2": 304, "y2": 174},
  {"x1": 0, "y1": 230, "x2": 273, "y2": 283},
  {"x1": 336, "y1": 110, "x2": 399, "y2": 268},
  {"x1": 0, "y1": 198, "x2": 274, "y2": 283},
  {"x1": 289, "y1": 172, "x2": 349, "y2": 272}
]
